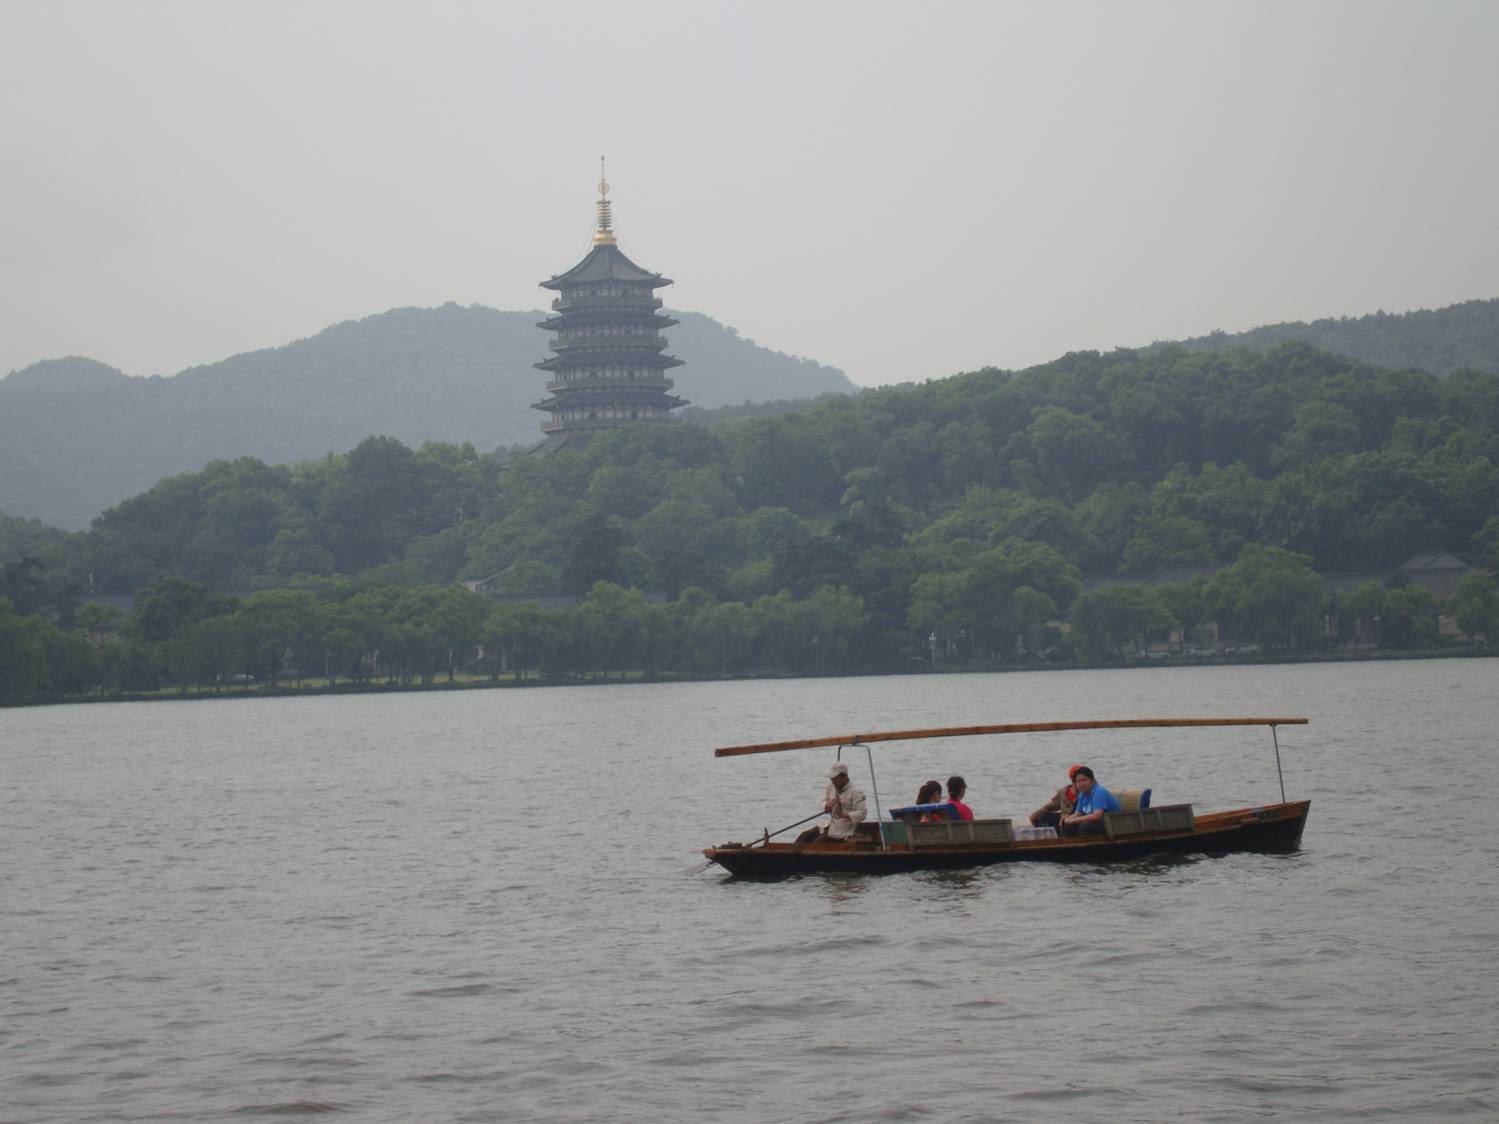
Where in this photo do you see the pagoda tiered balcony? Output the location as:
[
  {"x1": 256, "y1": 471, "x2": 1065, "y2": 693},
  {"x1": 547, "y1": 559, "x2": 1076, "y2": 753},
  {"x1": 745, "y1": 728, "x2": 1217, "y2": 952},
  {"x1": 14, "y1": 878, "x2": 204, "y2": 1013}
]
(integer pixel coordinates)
[
  {"x1": 539, "y1": 414, "x2": 676, "y2": 434},
  {"x1": 537, "y1": 310, "x2": 677, "y2": 332},
  {"x1": 546, "y1": 372, "x2": 676, "y2": 394},
  {"x1": 532, "y1": 389, "x2": 687, "y2": 416},
  {"x1": 550, "y1": 294, "x2": 663, "y2": 312},
  {"x1": 548, "y1": 333, "x2": 669, "y2": 351},
  {"x1": 535, "y1": 351, "x2": 683, "y2": 372},
  {"x1": 538, "y1": 381, "x2": 681, "y2": 403}
]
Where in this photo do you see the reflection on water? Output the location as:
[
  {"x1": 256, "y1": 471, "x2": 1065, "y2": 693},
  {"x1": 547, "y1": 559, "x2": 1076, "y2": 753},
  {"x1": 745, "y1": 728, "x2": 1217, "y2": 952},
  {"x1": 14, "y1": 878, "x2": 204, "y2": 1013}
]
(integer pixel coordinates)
[
  {"x1": 910, "y1": 867, "x2": 992, "y2": 896},
  {"x1": 1108, "y1": 852, "x2": 1211, "y2": 877},
  {"x1": 810, "y1": 871, "x2": 872, "y2": 905},
  {"x1": 3, "y1": 659, "x2": 1498, "y2": 1121}
]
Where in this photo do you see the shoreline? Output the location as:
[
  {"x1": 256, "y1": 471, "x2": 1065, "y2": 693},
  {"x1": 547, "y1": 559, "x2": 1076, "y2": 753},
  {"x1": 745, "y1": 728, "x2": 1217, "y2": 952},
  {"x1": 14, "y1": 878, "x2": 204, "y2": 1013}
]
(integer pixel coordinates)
[{"x1": 14, "y1": 644, "x2": 1495, "y2": 708}]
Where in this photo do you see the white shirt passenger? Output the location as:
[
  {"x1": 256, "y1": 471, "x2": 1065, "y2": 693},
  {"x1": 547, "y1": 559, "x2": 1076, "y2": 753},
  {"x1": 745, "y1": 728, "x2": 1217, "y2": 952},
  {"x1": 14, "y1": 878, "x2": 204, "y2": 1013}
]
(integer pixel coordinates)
[{"x1": 823, "y1": 780, "x2": 868, "y2": 840}]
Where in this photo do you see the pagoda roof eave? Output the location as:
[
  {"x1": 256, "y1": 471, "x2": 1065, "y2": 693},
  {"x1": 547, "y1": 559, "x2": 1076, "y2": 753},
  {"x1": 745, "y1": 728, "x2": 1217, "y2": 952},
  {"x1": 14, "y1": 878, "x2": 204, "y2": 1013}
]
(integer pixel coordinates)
[
  {"x1": 539, "y1": 243, "x2": 673, "y2": 289},
  {"x1": 537, "y1": 313, "x2": 678, "y2": 331},
  {"x1": 535, "y1": 353, "x2": 684, "y2": 371},
  {"x1": 536, "y1": 386, "x2": 683, "y2": 401},
  {"x1": 533, "y1": 396, "x2": 689, "y2": 411}
]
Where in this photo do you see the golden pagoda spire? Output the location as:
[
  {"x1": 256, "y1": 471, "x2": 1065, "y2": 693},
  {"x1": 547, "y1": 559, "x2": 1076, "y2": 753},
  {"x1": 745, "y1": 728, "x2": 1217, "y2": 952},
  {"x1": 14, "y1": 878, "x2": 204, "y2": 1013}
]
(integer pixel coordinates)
[{"x1": 593, "y1": 155, "x2": 617, "y2": 245}]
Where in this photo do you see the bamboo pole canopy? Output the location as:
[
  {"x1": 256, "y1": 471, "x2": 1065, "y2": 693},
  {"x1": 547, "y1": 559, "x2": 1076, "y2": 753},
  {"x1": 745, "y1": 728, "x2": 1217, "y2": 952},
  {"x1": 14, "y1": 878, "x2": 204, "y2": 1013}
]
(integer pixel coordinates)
[{"x1": 713, "y1": 717, "x2": 1309, "y2": 758}]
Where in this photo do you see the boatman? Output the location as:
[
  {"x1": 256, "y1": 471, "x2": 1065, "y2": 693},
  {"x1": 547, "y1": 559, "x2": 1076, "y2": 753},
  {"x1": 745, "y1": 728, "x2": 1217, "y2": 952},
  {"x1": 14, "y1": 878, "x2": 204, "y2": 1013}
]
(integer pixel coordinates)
[{"x1": 796, "y1": 762, "x2": 868, "y2": 844}]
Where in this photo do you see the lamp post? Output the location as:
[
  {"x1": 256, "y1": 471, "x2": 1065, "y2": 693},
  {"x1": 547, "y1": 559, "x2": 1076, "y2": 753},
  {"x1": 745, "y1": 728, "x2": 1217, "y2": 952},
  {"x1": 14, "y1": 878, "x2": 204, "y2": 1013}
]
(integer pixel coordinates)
[{"x1": 929, "y1": 631, "x2": 937, "y2": 670}]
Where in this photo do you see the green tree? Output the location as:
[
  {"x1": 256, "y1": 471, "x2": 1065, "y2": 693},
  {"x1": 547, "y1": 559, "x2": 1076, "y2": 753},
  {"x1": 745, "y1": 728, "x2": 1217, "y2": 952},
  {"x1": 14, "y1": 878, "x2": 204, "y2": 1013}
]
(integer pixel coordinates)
[
  {"x1": 709, "y1": 600, "x2": 756, "y2": 672},
  {"x1": 1070, "y1": 585, "x2": 1173, "y2": 661},
  {"x1": 167, "y1": 615, "x2": 247, "y2": 691},
  {"x1": 1120, "y1": 514, "x2": 1216, "y2": 572},
  {"x1": 131, "y1": 575, "x2": 238, "y2": 649},
  {"x1": 482, "y1": 601, "x2": 553, "y2": 681},
  {"x1": 800, "y1": 585, "x2": 866, "y2": 672},
  {"x1": 478, "y1": 560, "x2": 559, "y2": 598},
  {"x1": 561, "y1": 514, "x2": 630, "y2": 595},
  {"x1": 1340, "y1": 579, "x2": 1386, "y2": 645},
  {"x1": 1, "y1": 558, "x2": 50, "y2": 616},
  {"x1": 75, "y1": 602, "x2": 123, "y2": 642},
  {"x1": 585, "y1": 463, "x2": 666, "y2": 520},
  {"x1": 1448, "y1": 572, "x2": 1499, "y2": 643},
  {"x1": 633, "y1": 500, "x2": 734, "y2": 598},
  {"x1": 1379, "y1": 585, "x2": 1438, "y2": 648},
  {"x1": 740, "y1": 507, "x2": 806, "y2": 560},
  {"x1": 38, "y1": 620, "x2": 100, "y2": 695},
  {"x1": 0, "y1": 598, "x2": 46, "y2": 704},
  {"x1": 1012, "y1": 586, "x2": 1060, "y2": 658},
  {"x1": 1473, "y1": 516, "x2": 1499, "y2": 570},
  {"x1": 236, "y1": 590, "x2": 319, "y2": 683},
  {"x1": 96, "y1": 636, "x2": 158, "y2": 692},
  {"x1": 1152, "y1": 580, "x2": 1208, "y2": 651},
  {"x1": 1270, "y1": 400, "x2": 1363, "y2": 470},
  {"x1": 579, "y1": 582, "x2": 650, "y2": 677},
  {"x1": 1021, "y1": 405, "x2": 1125, "y2": 501},
  {"x1": 408, "y1": 585, "x2": 492, "y2": 681},
  {"x1": 670, "y1": 587, "x2": 722, "y2": 672},
  {"x1": 1205, "y1": 545, "x2": 1324, "y2": 650}
]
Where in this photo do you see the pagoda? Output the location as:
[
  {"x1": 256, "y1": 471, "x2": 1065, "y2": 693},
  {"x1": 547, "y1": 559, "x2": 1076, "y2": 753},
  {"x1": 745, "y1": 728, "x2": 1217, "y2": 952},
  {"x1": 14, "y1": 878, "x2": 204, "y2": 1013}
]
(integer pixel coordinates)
[{"x1": 532, "y1": 161, "x2": 686, "y2": 448}]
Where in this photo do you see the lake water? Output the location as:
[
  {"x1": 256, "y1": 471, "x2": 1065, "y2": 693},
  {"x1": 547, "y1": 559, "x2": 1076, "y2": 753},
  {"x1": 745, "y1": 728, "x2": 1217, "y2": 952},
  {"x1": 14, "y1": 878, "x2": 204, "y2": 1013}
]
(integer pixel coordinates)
[{"x1": 3, "y1": 660, "x2": 1498, "y2": 1122}]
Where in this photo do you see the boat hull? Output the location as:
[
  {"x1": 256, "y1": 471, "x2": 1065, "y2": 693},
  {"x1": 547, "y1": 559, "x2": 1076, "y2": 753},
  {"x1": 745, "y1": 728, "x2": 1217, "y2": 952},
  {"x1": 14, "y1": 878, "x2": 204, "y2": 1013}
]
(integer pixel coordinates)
[{"x1": 704, "y1": 800, "x2": 1309, "y2": 878}]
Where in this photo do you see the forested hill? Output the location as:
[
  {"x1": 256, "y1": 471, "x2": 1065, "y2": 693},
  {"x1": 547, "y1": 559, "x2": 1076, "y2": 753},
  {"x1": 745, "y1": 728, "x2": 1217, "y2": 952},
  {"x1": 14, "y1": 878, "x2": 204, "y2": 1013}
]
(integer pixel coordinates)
[
  {"x1": 1168, "y1": 298, "x2": 1499, "y2": 376},
  {"x1": 28, "y1": 339, "x2": 1497, "y2": 602},
  {"x1": 0, "y1": 304, "x2": 854, "y2": 529},
  {"x1": 6, "y1": 338, "x2": 1498, "y2": 701}
]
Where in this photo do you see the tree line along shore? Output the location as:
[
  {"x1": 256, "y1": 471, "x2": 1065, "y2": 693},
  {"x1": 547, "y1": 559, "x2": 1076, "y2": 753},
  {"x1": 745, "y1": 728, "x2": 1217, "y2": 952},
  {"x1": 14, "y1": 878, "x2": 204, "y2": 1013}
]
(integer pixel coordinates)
[{"x1": 3, "y1": 340, "x2": 1498, "y2": 705}]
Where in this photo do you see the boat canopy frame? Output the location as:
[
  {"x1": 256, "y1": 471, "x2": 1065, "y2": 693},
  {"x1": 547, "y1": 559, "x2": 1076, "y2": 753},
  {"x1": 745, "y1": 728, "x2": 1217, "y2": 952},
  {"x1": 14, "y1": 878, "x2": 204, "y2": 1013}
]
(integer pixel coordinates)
[{"x1": 717, "y1": 717, "x2": 1310, "y2": 853}]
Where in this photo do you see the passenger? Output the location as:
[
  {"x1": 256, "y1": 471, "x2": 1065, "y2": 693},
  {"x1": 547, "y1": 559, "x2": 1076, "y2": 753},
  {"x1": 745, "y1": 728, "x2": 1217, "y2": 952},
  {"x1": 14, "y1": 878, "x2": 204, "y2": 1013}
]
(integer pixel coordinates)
[
  {"x1": 1059, "y1": 766, "x2": 1121, "y2": 836},
  {"x1": 1029, "y1": 764, "x2": 1083, "y2": 827},
  {"x1": 914, "y1": 779, "x2": 943, "y2": 820},
  {"x1": 944, "y1": 775, "x2": 975, "y2": 821},
  {"x1": 794, "y1": 762, "x2": 868, "y2": 844}
]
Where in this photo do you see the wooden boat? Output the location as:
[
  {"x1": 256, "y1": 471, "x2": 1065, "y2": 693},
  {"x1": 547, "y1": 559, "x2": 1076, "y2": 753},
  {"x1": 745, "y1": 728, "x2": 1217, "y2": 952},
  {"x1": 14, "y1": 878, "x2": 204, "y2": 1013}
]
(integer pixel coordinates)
[{"x1": 702, "y1": 718, "x2": 1310, "y2": 878}]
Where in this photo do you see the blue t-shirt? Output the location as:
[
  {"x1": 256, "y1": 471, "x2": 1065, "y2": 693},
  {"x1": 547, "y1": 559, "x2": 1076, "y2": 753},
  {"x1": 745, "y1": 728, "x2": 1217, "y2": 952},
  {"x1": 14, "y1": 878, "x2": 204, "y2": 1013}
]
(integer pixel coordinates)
[{"x1": 1075, "y1": 784, "x2": 1121, "y2": 816}]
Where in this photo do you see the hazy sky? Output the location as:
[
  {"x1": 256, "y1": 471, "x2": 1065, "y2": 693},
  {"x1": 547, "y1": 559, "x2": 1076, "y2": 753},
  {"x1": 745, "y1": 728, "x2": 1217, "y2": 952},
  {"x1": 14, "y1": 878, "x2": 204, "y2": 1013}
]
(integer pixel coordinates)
[{"x1": 4, "y1": 0, "x2": 1497, "y2": 387}]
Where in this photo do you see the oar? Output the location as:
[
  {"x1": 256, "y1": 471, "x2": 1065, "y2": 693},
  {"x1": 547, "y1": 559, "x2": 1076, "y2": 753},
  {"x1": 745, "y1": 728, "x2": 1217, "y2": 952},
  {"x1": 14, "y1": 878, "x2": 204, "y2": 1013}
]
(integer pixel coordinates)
[
  {"x1": 690, "y1": 808, "x2": 826, "y2": 873},
  {"x1": 752, "y1": 809, "x2": 827, "y2": 846}
]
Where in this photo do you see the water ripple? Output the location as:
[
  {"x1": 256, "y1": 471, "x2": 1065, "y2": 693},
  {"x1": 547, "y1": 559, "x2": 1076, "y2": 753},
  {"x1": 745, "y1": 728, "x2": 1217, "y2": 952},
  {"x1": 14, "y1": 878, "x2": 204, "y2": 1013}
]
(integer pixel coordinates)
[{"x1": 4, "y1": 663, "x2": 1498, "y2": 1122}]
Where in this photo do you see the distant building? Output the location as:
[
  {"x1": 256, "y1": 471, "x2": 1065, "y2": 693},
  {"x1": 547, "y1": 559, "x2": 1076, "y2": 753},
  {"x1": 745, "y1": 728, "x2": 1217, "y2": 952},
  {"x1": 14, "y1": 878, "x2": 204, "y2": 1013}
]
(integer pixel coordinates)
[
  {"x1": 1393, "y1": 551, "x2": 1472, "y2": 601},
  {"x1": 531, "y1": 160, "x2": 686, "y2": 450}
]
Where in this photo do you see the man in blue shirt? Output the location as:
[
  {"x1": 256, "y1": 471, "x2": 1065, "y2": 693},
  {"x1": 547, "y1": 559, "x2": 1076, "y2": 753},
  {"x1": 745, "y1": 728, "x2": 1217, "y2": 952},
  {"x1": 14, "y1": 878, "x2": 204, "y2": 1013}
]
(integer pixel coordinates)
[{"x1": 1060, "y1": 766, "x2": 1120, "y2": 836}]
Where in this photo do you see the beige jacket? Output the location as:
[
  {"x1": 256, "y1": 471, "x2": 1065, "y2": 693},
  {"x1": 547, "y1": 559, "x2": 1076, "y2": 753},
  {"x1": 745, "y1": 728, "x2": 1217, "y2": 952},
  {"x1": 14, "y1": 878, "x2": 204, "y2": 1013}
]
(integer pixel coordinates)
[
  {"x1": 823, "y1": 781, "x2": 868, "y2": 840},
  {"x1": 1030, "y1": 785, "x2": 1076, "y2": 825}
]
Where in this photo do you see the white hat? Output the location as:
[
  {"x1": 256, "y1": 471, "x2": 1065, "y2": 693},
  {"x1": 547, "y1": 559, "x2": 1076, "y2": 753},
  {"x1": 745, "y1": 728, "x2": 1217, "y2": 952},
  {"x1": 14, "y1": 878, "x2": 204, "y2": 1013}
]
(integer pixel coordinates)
[{"x1": 826, "y1": 762, "x2": 849, "y2": 778}]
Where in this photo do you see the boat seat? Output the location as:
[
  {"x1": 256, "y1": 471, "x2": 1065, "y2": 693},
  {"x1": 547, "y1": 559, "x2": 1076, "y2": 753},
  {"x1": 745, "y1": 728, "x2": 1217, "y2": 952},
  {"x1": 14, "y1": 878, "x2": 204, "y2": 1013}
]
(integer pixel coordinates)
[
  {"x1": 1117, "y1": 787, "x2": 1153, "y2": 813},
  {"x1": 888, "y1": 802, "x2": 961, "y2": 823},
  {"x1": 1102, "y1": 803, "x2": 1195, "y2": 839}
]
